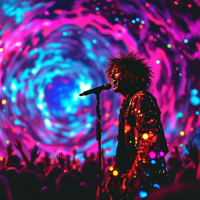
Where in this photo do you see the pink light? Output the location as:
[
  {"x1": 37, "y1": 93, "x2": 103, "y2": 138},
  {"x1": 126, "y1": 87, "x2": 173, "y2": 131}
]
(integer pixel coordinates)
[
  {"x1": 149, "y1": 151, "x2": 156, "y2": 159},
  {"x1": 160, "y1": 151, "x2": 164, "y2": 157}
]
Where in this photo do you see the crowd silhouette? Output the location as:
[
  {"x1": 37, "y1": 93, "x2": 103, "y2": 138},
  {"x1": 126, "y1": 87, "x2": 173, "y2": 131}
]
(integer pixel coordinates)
[{"x1": 0, "y1": 139, "x2": 200, "y2": 200}]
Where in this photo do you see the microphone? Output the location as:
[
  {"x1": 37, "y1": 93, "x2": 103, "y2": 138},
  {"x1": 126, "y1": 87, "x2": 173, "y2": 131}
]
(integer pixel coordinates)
[{"x1": 79, "y1": 83, "x2": 112, "y2": 96}]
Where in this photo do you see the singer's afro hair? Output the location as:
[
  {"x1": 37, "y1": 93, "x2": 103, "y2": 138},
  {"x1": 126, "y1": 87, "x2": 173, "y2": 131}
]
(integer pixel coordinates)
[{"x1": 104, "y1": 51, "x2": 154, "y2": 91}]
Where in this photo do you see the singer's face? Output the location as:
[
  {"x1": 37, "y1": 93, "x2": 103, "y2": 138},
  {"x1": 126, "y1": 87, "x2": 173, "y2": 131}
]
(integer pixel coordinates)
[{"x1": 110, "y1": 66, "x2": 124, "y2": 93}]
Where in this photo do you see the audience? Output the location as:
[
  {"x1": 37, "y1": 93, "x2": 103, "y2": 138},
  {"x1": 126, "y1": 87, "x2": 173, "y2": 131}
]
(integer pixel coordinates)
[{"x1": 0, "y1": 139, "x2": 199, "y2": 200}]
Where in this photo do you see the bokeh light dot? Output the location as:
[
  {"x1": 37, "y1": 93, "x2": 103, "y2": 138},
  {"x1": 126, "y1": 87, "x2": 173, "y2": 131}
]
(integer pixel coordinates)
[
  {"x1": 188, "y1": 4, "x2": 192, "y2": 8},
  {"x1": 6, "y1": 141, "x2": 9, "y2": 144},
  {"x1": 132, "y1": 19, "x2": 136, "y2": 23},
  {"x1": 184, "y1": 39, "x2": 188, "y2": 43},
  {"x1": 156, "y1": 60, "x2": 160, "y2": 64},
  {"x1": 196, "y1": 111, "x2": 199, "y2": 115},
  {"x1": 180, "y1": 131, "x2": 184, "y2": 136},
  {"x1": 167, "y1": 44, "x2": 171, "y2": 48},
  {"x1": 145, "y1": 3, "x2": 150, "y2": 7},
  {"x1": 2, "y1": 100, "x2": 6, "y2": 105}
]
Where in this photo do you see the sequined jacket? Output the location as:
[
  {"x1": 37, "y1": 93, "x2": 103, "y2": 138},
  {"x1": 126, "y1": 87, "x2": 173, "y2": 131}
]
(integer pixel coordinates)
[{"x1": 115, "y1": 90, "x2": 169, "y2": 185}]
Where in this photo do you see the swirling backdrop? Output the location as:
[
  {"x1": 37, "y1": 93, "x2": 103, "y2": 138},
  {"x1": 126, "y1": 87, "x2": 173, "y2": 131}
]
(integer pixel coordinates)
[{"x1": 0, "y1": 0, "x2": 200, "y2": 161}]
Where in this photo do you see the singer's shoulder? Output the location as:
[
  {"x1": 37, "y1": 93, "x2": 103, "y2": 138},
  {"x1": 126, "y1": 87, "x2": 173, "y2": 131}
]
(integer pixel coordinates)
[{"x1": 130, "y1": 90, "x2": 157, "y2": 104}]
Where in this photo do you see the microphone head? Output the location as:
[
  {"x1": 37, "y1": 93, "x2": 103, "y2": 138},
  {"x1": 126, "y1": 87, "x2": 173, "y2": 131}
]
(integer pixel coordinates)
[{"x1": 104, "y1": 83, "x2": 112, "y2": 90}]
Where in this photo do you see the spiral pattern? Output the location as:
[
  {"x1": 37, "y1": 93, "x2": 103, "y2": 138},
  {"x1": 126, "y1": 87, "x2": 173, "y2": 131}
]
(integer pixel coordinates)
[{"x1": 0, "y1": 0, "x2": 200, "y2": 160}]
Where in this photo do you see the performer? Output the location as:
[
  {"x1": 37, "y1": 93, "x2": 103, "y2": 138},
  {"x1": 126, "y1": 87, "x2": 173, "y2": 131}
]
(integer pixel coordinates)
[{"x1": 104, "y1": 51, "x2": 169, "y2": 200}]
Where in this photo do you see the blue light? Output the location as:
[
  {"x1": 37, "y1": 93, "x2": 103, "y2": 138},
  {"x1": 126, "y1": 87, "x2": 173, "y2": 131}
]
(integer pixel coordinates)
[
  {"x1": 19, "y1": 48, "x2": 22, "y2": 51},
  {"x1": 86, "y1": 124, "x2": 91, "y2": 128},
  {"x1": 138, "y1": 191, "x2": 148, "y2": 198},
  {"x1": 151, "y1": 160, "x2": 156, "y2": 164},
  {"x1": 95, "y1": 7, "x2": 99, "y2": 11},
  {"x1": 191, "y1": 89, "x2": 198, "y2": 95},
  {"x1": 190, "y1": 96, "x2": 200, "y2": 106},
  {"x1": 3, "y1": 61, "x2": 6, "y2": 65},
  {"x1": 44, "y1": 119, "x2": 51, "y2": 128},
  {"x1": 115, "y1": 17, "x2": 119, "y2": 22},
  {"x1": 153, "y1": 183, "x2": 160, "y2": 189},
  {"x1": 77, "y1": 30, "x2": 81, "y2": 34},
  {"x1": 184, "y1": 39, "x2": 188, "y2": 43},
  {"x1": 156, "y1": 60, "x2": 160, "y2": 64},
  {"x1": 63, "y1": 32, "x2": 67, "y2": 36},
  {"x1": 11, "y1": 97, "x2": 16, "y2": 102},
  {"x1": 92, "y1": 39, "x2": 97, "y2": 44},
  {"x1": 132, "y1": 20, "x2": 136, "y2": 23},
  {"x1": 196, "y1": 111, "x2": 199, "y2": 115},
  {"x1": 146, "y1": 173, "x2": 149, "y2": 176},
  {"x1": 141, "y1": 20, "x2": 145, "y2": 24},
  {"x1": 105, "y1": 42, "x2": 109, "y2": 46},
  {"x1": 136, "y1": 18, "x2": 140, "y2": 22},
  {"x1": 2, "y1": 109, "x2": 5, "y2": 112},
  {"x1": 2, "y1": 86, "x2": 6, "y2": 91},
  {"x1": 11, "y1": 83, "x2": 17, "y2": 90}
]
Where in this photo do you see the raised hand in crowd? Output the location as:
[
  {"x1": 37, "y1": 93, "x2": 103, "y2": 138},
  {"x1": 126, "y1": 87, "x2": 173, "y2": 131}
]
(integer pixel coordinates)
[
  {"x1": 171, "y1": 146, "x2": 181, "y2": 161},
  {"x1": 65, "y1": 155, "x2": 71, "y2": 171},
  {"x1": 57, "y1": 152, "x2": 65, "y2": 169},
  {"x1": 83, "y1": 151, "x2": 88, "y2": 161},
  {"x1": 185, "y1": 140, "x2": 199, "y2": 168},
  {"x1": 4, "y1": 143, "x2": 14, "y2": 167},
  {"x1": 14, "y1": 139, "x2": 29, "y2": 166},
  {"x1": 29, "y1": 145, "x2": 41, "y2": 163}
]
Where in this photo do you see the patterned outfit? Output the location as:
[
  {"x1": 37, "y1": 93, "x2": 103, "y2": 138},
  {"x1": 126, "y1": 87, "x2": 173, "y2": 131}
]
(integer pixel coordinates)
[{"x1": 113, "y1": 90, "x2": 169, "y2": 199}]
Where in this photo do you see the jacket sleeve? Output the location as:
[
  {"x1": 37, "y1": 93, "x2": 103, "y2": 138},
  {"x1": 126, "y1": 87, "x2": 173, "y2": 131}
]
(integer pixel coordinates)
[{"x1": 131, "y1": 92, "x2": 162, "y2": 179}]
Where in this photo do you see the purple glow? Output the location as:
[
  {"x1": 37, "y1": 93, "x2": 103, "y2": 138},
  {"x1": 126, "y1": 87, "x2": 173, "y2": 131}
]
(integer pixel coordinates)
[{"x1": 149, "y1": 151, "x2": 156, "y2": 159}]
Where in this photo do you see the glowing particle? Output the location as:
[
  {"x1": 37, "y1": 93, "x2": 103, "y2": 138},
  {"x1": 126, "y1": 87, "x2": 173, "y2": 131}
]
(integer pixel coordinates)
[
  {"x1": 145, "y1": 3, "x2": 150, "y2": 7},
  {"x1": 151, "y1": 160, "x2": 156, "y2": 164},
  {"x1": 156, "y1": 60, "x2": 160, "y2": 64},
  {"x1": 95, "y1": 7, "x2": 99, "y2": 11},
  {"x1": 105, "y1": 113, "x2": 110, "y2": 117},
  {"x1": 160, "y1": 151, "x2": 164, "y2": 157},
  {"x1": 149, "y1": 151, "x2": 156, "y2": 159},
  {"x1": 178, "y1": 112, "x2": 183, "y2": 117},
  {"x1": 2, "y1": 100, "x2": 6, "y2": 105},
  {"x1": 139, "y1": 25, "x2": 143, "y2": 29},
  {"x1": 188, "y1": 4, "x2": 192, "y2": 8},
  {"x1": 63, "y1": 32, "x2": 67, "y2": 36},
  {"x1": 174, "y1": 1, "x2": 178, "y2": 5},
  {"x1": 86, "y1": 124, "x2": 91, "y2": 128},
  {"x1": 191, "y1": 89, "x2": 198, "y2": 95},
  {"x1": 167, "y1": 19, "x2": 171, "y2": 24},
  {"x1": 190, "y1": 96, "x2": 200, "y2": 106},
  {"x1": 141, "y1": 20, "x2": 145, "y2": 24},
  {"x1": 180, "y1": 131, "x2": 184, "y2": 136},
  {"x1": 115, "y1": 17, "x2": 119, "y2": 22},
  {"x1": 138, "y1": 191, "x2": 148, "y2": 198},
  {"x1": 105, "y1": 150, "x2": 109, "y2": 154},
  {"x1": 109, "y1": 166, "x2": 114, "y2": 171},
  {"x1": 23, "y1": 128, "x2": 27, "y2": 132},
  {"x1": 142, "y1": 133, "x2": 148, "y2": 140},
  {"x1": 179, "y1": 73, "x2": 182, "y2": 76},
  {"x1": 113, "y1": 170, "x2": 118, "y2": 176},
  {"x1": 19, "y1": 48, "x2": 23, "y2": 51},
  {"x1": 115, "y1": 121, "x2": 118, "y2": 126},
  {"x1": 77, "y1": 30, "x2": 81, "y2": 34},
  {"x1": 184, "y1": 39, "x2": 188, "y2": 43},
  {"x1": 92, "y1": 39, "x2": 97, "y2": 44},
  {"x1": 180, "y1": 144, "x2": 183, "y2": 147},
  {"x1": 153, "y1": 183, "x2": 160, "y2": 188},
  {"x1": 167, "y1": 44, "x2": 171, "y2": 48},
  {"x1": 0, "y1": 48, "x2": 3, "y2": 52},
  {"x1": 196, "y1": 111, "x2": 199, "y2": 115},
  {"x1": 2, "y1": 86, "x2": 6, "y2": 91},
  {"x1": 136, "y1": 18, "x2": 140, "y2": 22},
  {"x1": 0, "y1": 157, "x2": 3, "y2": 161},
  {"x1": 157, "y1": 34, "x2": 160, "y2": 37},
  {"x1": 123, "y1": 18, "x2": 127, "y2": 22},
  {"x1": 132, "y1": 20, "x2": 136, "y2": 23},
  {"x1": 37, "y1": 142, "x2": 40, "y2": 145},
  {"x1": 6, "y1": 141, "x2": 9, "y2": 144},
  {"x1": 125, "y1": 125, "x2": 131, "y2": 132}
]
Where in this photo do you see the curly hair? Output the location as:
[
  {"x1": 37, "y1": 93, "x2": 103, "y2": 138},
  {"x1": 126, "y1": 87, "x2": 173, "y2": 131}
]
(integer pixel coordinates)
[{"x1": 104, "y1": 51, "x2": 154, "y2": 91}]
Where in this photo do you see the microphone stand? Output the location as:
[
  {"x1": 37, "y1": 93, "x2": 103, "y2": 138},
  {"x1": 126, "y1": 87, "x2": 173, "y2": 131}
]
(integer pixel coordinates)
[{"x1": 95, "y1": 92, "x2": 102, "y2": 200}]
